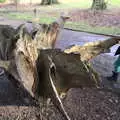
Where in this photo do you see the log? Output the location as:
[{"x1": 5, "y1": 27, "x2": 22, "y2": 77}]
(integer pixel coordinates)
[
  {"x1": 32, "y1": 13, "x2": 70, "y2": 49},
  {"x1": 5, "y1": 30, "x2": 99, "y2": 120},
  {"x1": 64, "y1": 37, "x2": 120, "y2": 61},
  {"x1": 32, "y1": 49, "x2": 100, "y2": 120},
  {"x1": 0, "y1": 17, "x2": 71, "y2": 119},
  {"x1": 0, "y1": 25, "x2": 17, "y2": 60},
  {"x1": 0, "y1": 17, "x2": 105, "y2": 120},
  {"x1": 34, "y1": 49, "x2": 100, "y2": 96},
  {"x1": 0, "y1": 14, "x2": 70, "y2": 97}
]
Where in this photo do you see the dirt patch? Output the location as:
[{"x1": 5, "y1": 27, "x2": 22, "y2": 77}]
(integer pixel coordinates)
[
  {"x1": 0, "y1": 77, "x2": 120, "y2": 120},
  {"x1": 69, "y1": 9, "x2": 120, "y2": 27},
  {"x1": 65, "y1": 88, "x2": 120, "y2": 120},
  {"x1": 0, "y1": 65, "x2": 120, "y2": 120},
  {"x1": 0, "y1": 74, "x2": 38, "y2": 120}
]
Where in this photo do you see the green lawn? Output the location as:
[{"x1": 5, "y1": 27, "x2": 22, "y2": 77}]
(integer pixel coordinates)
[
  {"x1": 34, "y1": 0, "x2": 120, "y2": 10},
  {"x1": 0, "y1": 0, "x2": 120, "y2": 35},
  {"x1": 35, "y1": 0, "x2": 120, "y2": 10},
  {"x1": 2, "y1": 12, "x2": 120, "y2": 35},
  {"x1": 48, "y1": 1, "x2": 92, "y2": 9},
  {"x1": 109, "y1": 0, "x2": 120, "y2": 7},
  {"x1": 66, "y1": 21, "x2": 120, "y2": 35}
]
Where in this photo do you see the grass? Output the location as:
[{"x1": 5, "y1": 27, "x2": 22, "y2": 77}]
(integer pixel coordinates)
[
  {"x1": 1, "y1": 11, "x2": 120, "y2": 35},
  {"x1": 51, "y1": 0, "x2": 92, "y2": 9},
  {"x1": 66, "y1": 22, "x2": 120, "y2": 35},
  {"x1": 108, "y1": 0, "x2": 120, "y2": 7},
  {"x1": 35, "y1": 0, "x2": 120, "y2": 10},
  {"x1": 0, "y1": 0, "x2": 120, "y2": 35},
  {"x1": 5, "y1": 12, "x2": 33, "y2": 20}
]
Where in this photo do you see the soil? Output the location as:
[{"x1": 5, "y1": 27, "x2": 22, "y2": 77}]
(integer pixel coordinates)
[
  {"x1": 1, "y1": 72, "x2": 120, "y2": 120},
  {"x1": 68, "y1": 9, "x2": 120, "y2": 27}
]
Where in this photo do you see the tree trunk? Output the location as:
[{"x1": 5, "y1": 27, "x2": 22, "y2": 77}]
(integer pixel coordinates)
[
  {"x1": 64, "y1": 37, "x2": 120, "y2": 61},
  {"x1": 41, "y1": 0, "x2": 58, "y2": 5},
  {"x1": 14, "y1": 0, "x2": 19, "y2": 11},
  {"x1": 91, "y1": 0, "x2": 107, "y2": 10}
]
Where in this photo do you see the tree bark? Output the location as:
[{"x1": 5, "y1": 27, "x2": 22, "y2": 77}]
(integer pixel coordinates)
[
  {"x1": 0, "y1": 23, "x2": 102, "y2": 120},
  {"x1": 91, "y1": 0, "x2": 107, "y2": 10},
  {"x1": 34, "y1": 49, "x2": 100, "y2": 97},
  {"x1": 41, "y1": 0, "x2": 58, "y2": 5},
  {"x1": 64, "y1": 37, "x2": 120, "y2": 61}
]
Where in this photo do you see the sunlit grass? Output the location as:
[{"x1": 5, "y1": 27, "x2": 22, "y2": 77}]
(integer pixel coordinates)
[
  {"x1": 66, "y1": 21, "x2": 120, "y2": 35},
  {"x1": 109, "y1": 0, "x2": 120, "y2": 7},
  {"x1": 0, "y1": 0, "x2": 120, "y2": 35},
  {"x1": 0, "y1": 0, "x2": 119, "y2": 12},
  {"x1": 6, "y1": 12, "x2": 33, "y2": 20},
  {"x1": 1, "y1": 12, "x2": 120, "y2": 35},
  {"x1": 35, "y1": 0, "x2": 92, "y2": 11},
  {"x1": 34, "y1": 0, "x2": 120, "y2": 10}
]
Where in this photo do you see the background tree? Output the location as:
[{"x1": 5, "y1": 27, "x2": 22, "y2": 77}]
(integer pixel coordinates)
[
  {"x1": 91, "y1": 0, "x2": 107, "y2": 10},
  {"x1": 13, "y1": 0, "x2": 20, "y2": 11},
  {"x1": 41, "y1": 0, "x2": 58, "y2": 5}
]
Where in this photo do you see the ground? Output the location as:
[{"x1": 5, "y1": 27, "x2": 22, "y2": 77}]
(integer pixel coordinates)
[
  {"x1": 0, "y1": 1, "x2": 120, "y2": 120},
  {"x1": 1, "y1": 71, "x2": 120, "y2": 120}
]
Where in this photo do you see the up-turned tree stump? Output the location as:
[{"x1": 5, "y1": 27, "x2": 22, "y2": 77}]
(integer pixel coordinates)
[
  {"x1": 34, "y1": 49, "x2": 100, "y2": 97},
  {"x1": 0, "y1": 15, "x2": 119, "y2": 120}
]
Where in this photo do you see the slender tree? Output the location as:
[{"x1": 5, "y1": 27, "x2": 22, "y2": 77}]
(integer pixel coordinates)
[{"x1": 14, "y1": 0, "x2": 19, "y2": 11}]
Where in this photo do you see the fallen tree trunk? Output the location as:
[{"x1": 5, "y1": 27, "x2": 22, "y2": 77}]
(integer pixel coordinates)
[
  {"x1": 0, "y1": 14, "x2": 70, "y2": 97},
  {"x1": 0, "y1": 16, "x2": 119, "y2": 120},
  {"x1": 33, "y1": 49, "x2": 100, "y2": 120},
  {"x1": 4, "y1": 48, "x2": 100, "y2": 120},
  {"x1": 0, "y1": 25, "x2": 17, "y2": 60},
  {"x1": 64, "y1": 37, "x2": 120, "y2": 61},
  {"x1": 34, "y1": 49, "x2": 100, "y2": 97},
  {"x1": 0, "y1": 17, "x2": 72, "y2": 119}
]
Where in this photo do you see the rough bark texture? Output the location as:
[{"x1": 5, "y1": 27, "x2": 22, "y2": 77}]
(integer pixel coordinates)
[
  {"x1": 34, "y1": 49, "x2": 100, "y2": 97},
  {"x1": 41, "y1": 0, "x2": 58, "y2": 5},
  {"x1": 91, "y1": 0, "x2": 107, "y2": 10},
  {"x1": 0, "y1": 23, "x2": 118, "y2": 99},
  {"x1": 0, "y1": 14, "x2": 70, "y2": 96},
  {"x1": 0, "y1": 17, "x2": 71, "y2": 119},
  {"x1": 0, "y1": 25, "x2": 17, "y2": 60},
  {"x1": 0, "y1": 17, "x2": 119, "y2": 119},
  {"x1": 64, "y1": 37, "x2": 120, "y2": 61},
  {"x1": 34, "y1": 49, "x2": 100, "y2": 120}
]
